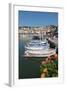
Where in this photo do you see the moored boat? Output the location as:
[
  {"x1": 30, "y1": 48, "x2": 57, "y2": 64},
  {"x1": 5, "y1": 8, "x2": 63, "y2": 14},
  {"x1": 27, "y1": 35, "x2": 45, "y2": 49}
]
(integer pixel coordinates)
[{"x1": 24, "y1": 36, "x2": 56, "y2": 57}]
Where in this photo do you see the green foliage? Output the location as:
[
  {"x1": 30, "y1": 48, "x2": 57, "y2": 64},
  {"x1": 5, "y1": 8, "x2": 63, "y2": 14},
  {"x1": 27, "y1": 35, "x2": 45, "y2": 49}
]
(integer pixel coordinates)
[{"x1": 40, "y1": 60, "x2": 58, "y2": 77}]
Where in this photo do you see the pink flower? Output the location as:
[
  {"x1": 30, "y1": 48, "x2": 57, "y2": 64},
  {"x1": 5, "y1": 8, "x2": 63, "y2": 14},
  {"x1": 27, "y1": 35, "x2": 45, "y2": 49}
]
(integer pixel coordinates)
[{"x1": 41, "y1": 61, "x2": 46, "y2": 64}]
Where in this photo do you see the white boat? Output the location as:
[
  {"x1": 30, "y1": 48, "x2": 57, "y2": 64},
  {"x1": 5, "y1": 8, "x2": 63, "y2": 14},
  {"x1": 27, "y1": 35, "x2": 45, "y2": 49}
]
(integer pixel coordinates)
[{"x1": 24, "y1": 36, "x2": 56, "y2": 57}]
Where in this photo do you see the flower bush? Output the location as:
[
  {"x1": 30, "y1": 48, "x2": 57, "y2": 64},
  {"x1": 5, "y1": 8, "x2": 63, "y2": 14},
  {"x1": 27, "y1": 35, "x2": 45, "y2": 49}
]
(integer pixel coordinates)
[{"x1": 40, "y1": 54, "x2": 58, "y2": 78}]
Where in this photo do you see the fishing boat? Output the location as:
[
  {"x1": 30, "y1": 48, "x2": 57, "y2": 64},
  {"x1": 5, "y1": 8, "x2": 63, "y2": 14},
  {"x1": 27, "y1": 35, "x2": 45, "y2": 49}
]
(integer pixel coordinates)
[{"x1": 24, "y1": 36, "x2": 56, "y2": 57}]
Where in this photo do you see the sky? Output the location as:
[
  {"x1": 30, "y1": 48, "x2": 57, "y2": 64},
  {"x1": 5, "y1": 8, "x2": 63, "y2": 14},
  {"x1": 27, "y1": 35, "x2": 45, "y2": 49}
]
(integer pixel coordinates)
[{"x1": 18, "y1": 11, "x2": 58, "y2": 27}]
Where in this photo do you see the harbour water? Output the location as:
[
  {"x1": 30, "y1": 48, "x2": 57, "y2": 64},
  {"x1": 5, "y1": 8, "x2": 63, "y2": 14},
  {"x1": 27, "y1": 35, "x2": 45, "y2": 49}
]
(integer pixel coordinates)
[{"x1": 19, "y1": 35, "x2": 46, "y2": 79}]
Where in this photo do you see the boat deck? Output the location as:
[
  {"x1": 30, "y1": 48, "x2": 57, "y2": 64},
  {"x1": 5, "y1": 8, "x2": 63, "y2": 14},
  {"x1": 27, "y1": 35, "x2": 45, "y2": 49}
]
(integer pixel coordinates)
[{"x1": 24, "y1": 48, "x2": 56, "y2": 57}]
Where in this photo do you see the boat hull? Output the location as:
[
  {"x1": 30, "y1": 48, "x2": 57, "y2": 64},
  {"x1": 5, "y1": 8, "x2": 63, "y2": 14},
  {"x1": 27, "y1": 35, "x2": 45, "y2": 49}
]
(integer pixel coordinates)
[{"x1": 24, "y1": 49, "x2": 56, "y2": 57}]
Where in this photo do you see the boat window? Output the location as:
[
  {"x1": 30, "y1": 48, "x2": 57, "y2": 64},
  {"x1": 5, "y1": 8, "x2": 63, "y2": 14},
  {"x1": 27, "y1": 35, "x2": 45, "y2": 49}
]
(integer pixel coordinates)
[{"x1": 32, "y1": 36, "x2": 40, "y2": 40}]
